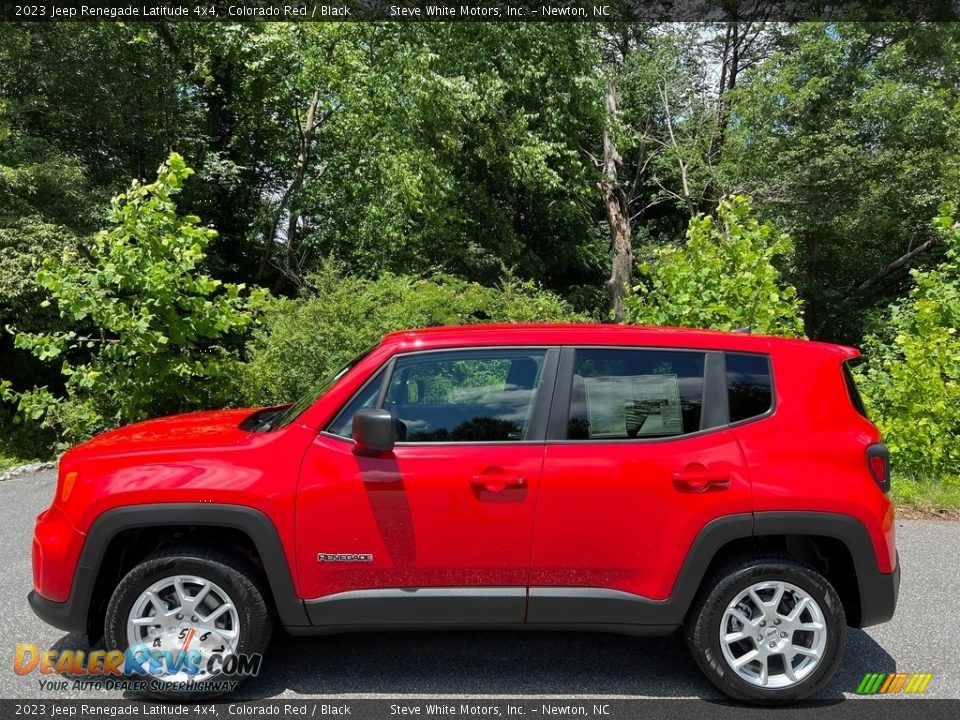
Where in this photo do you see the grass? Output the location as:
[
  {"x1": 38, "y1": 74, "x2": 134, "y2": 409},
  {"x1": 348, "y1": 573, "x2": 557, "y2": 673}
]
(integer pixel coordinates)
[
  {"x1": 891, "y1": 472, "x2": 960, "y2": 515},
  {"x1": 0, "y1": 454, "x2": 27, "y2": 473},
  {"x1": 0, "y1": 446, "x2": 43, "y2": 473}
]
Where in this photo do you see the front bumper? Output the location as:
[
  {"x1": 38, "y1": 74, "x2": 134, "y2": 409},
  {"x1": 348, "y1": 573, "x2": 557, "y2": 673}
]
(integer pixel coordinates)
[
  {"x1": 29, "y1": 502, "x2": 92, "y2": 634},
  {"x1": 32, "y1": 504, "x2": 85, "y2": 603},
  {"x1": 858, "y1": 550, "x2": 900, "y2": 628}
]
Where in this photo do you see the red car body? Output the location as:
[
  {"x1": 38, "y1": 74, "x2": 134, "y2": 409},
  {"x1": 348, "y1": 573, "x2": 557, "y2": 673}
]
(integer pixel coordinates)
[{"x1": 30, "y1": 324, "x2": 898, "y2": 650}]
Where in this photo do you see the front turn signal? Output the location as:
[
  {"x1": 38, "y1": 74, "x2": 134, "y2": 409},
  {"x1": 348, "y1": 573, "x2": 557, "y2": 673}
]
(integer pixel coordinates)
[{"x1": 60, "y1": 470, "x2": 78, "y2": 502}]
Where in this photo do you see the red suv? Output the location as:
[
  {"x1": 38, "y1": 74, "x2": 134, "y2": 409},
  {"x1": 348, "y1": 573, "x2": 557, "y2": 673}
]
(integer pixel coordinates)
[{"x1": 29, "y1": 324, "x2": 898, "y2": 703}]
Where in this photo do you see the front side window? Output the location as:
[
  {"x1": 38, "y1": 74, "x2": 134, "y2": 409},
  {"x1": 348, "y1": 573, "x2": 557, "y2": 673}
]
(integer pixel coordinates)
[
  {"x1": 567, "y1": 349, "x2": 705, "y2": 440},
  {"x1": 383, "y1": 350, "x2": 546, "y2": 442}
]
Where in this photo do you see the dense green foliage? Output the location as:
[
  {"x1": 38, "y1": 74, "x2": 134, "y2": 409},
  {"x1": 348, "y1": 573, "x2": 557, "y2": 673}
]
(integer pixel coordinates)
[
  {"x1": 624, "y1": 196, "x2": 804, "y2": 336},
  {"x1": 2, "y1": 154, "x2": 265, "y2": 445},
  {"x1": 724, "y1": 24, "x2": 960, "y2": 339},
  {"x1": 1, "y1": 22, "x2": 958, "y2": 506},
  {"x1": 857, "y1": 203, "x2": 960, "y2": 499},
  {"x1": 3, "y1": 23, "x2": 957, "y2": 330},
  {"x1": 240, "y1": 265, "x2": 585, "y2": 407}
]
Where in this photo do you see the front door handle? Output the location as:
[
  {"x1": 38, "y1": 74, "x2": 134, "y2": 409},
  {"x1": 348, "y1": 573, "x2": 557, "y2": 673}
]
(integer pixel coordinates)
[
  {"x1": 672, "y1": 465, "x2": 729, "y2": 493},
  {"x1": 470, "y1": 474, "x2": 527, "y2": 493}
]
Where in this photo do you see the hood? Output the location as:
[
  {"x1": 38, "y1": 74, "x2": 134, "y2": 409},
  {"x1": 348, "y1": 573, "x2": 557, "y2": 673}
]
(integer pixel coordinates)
[{"x1": 68, "y1": 408, "x2": 259, "y2": 459}]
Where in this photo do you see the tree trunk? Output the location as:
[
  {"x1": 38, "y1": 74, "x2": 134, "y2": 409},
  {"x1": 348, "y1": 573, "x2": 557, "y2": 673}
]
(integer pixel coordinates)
[
  {"x1": 712, "y1": 23, "x2": 740, "y2": 161},
  {"x1": 257, "y1": 90, "x2": 322, "y2": 288},
  {"x1": 600, "y1": 77, "x2": 632, "y2": 322}
]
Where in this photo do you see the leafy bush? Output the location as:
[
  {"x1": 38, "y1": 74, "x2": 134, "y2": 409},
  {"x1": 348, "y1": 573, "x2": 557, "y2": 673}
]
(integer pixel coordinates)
[
  {"x1": 623, "y1": 196, "x2": 805, "y2": 336},
  {"x1": 0, "y1": 406, "x2": 54, "y2": 468},
  {"x1": 857, "y1": 202, "x2": 960, "y2": 488},
  {"x1": 2, "y1": 153, "x2": 265, "y2": 446},
  {"x1": 240, "y1": 264, "x2": 587, "y2": 406}
]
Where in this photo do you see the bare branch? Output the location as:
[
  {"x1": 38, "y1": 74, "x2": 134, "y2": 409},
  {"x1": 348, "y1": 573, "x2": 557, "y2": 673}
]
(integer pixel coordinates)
[
  {"x1": 857, "y1": 238, "x2": 941, "y2": 292},
  {"x1": 659, "y1": 77, "x2": 694, "y2": 216}
]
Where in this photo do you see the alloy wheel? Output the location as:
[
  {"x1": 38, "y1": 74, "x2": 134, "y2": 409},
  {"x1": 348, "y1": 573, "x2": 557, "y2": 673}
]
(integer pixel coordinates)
[
  {"x1": 126, "y1": 574, "x2": 241, "y2": 682},
  {"x1": 719, "y1": 580, "x2": 828, "y2": 689}
]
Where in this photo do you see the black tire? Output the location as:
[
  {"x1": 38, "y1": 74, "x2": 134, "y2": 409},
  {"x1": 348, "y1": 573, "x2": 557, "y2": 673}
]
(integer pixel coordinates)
[
  {"x1": 104, "y1": 545, "x2": 274, "y2": 700},
  {"x1": 685, "y1": 556, "x2": 846, "y2": 705}
]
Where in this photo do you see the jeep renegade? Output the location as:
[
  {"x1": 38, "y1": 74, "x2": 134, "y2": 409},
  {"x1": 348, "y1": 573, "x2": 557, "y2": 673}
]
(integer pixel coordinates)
[{"x1": 29, "y1": 324, "x2": 899, "y2": 703}]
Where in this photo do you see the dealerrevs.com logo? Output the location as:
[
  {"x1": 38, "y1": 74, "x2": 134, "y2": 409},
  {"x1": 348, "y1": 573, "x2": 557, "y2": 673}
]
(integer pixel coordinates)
[{"x1": 14, "y1": 638, "x2": 262, "y2": 693}]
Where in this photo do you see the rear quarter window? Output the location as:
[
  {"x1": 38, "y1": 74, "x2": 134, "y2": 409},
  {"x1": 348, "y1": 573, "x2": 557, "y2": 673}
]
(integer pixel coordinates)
[
  {"x1": 842, "y1": 360, "x2": 869, "y2": 418},
  {"x1": 726, "y1": 353, "x2": 773, "y2": 423}
]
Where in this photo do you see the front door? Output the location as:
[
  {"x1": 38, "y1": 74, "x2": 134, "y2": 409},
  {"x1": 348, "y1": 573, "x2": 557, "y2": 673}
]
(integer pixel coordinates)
[{"x1": 297, "y1": 347, "x2": 557, "y2": 626}]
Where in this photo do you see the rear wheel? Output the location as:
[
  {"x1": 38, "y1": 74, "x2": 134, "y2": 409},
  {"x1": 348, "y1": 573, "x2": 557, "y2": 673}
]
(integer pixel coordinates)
[
  {"x1": 685, "y1": 557, "x2": 846, "y2": 704},
  {"x1": 104, "y1": 545, "x2": 273, "y2": 699}
]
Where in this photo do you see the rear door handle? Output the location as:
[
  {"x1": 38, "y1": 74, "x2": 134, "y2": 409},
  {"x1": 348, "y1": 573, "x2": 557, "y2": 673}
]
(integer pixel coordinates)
[
  {"x1": 672, "y1": 466, "x2": 729, "y2": 493},
  {"x1": 470, "y1": 474, "x2": 527, "y2": 493}
]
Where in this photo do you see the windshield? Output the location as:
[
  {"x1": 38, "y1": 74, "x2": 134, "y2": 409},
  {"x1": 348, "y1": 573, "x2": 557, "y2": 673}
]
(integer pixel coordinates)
[{"x1": 269, "y1": 347, "x2": 376, "y2": 430}]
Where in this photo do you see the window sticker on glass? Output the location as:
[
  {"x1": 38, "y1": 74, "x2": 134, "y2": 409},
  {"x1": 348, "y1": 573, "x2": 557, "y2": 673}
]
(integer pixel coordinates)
[{"x1": 582, "y1": 374, "x2": 683, "y2": 438}]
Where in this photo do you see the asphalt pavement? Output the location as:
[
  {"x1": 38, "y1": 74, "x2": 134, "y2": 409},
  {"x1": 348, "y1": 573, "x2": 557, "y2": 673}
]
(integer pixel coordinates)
[{"x1": 2, "y1": 469, "x2": 957, "y2": 700}]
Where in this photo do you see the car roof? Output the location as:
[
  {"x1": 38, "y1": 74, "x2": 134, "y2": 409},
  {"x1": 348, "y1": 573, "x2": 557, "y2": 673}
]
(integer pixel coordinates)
[{"x1": 379, "y1": 323, "x2": 858, "y2": 358}]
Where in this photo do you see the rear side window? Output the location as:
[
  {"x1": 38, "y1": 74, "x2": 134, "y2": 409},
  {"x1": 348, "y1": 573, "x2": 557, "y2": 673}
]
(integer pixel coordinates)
[
  {"x1": 842, "y1": 361, "x2": 869, "y2": 418},
  {"x1": 567, "y1": 349, "x2": 705, "y2": 440},
  {"x1": 726, "y1": 353, "x2": 772, "y2": 423}
]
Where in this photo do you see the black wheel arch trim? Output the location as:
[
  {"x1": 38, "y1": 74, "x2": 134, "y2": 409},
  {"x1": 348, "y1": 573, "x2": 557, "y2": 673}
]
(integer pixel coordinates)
[
  {"x1": 752, "y1": 511, "x2": 899, "y2": 628},
  {"x1": 528, "y1": 511, "x2": 897, "y2": 629},
  {"x1": 27, "y1": 503, "x2": 309, "y2": 635}
]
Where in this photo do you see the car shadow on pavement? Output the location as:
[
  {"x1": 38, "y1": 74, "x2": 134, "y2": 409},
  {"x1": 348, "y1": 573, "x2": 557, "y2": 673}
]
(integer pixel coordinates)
[
  {"x1": 50, "y1": 632, "x2": 102, "y2": 653},
  {"x1": 822, "y1": 628, "x2": 899, "y2": 697},
  {"x1": 231, "y1": 627, "x2": 896, "y2": 700},
  {"x1": 42, "y1": 626, "x2": 895, "y2": 700}
]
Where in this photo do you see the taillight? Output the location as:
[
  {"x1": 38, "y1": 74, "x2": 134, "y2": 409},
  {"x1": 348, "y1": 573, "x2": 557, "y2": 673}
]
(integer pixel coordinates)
[{"x1": 867, "y1": 443, "x2": 891, "y2": 492}]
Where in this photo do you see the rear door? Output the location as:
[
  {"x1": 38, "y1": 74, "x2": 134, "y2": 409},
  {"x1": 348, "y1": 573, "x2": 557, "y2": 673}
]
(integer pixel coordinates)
[{"x1": 528, "y1": 347, "x2": 752, "y2": 622}]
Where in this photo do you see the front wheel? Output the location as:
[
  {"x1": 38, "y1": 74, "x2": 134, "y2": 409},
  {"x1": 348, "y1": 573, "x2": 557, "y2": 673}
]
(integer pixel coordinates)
[
  {"x1": 104, "y1": 545, "x2": 274, "y2": 699},
  {"x1": 685, "y1": 557, "x2": 846, "y2": 704}
]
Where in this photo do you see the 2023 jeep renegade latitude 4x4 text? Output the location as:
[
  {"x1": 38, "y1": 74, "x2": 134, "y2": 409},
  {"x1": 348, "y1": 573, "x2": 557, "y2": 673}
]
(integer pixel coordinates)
[{"x1": 29, "y1": 324, "x2": 899, "y2": 703}]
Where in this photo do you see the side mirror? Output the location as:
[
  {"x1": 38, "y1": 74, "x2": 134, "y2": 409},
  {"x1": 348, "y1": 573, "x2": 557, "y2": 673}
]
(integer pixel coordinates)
[{"x1": 352, "y1": 409, "x2": 396, "y2": 455}]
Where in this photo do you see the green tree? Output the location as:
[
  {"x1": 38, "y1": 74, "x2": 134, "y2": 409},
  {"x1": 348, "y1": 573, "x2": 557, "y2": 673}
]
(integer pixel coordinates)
[
  {"x1": 286, "y1": 24, "x2": 606, "y2": 301},
  {"x1": 0, "y1": 114, "x2": 99, "y2": 461},
  {"x1": 857, "y1": 202, "x2": 960, "y2": 493},
  {"x1": 623, "y1": 195, "x2": 804, "y2": 335},
  {"x1": 3, "y1": 153, "x2": 265, "y2": 445},
  {"x1": 723, "y1": 23, "x2": 960, "y2": 341},
  {"x1": 0, "y1": 115, "x2": 93, "y2": 379},
  {"x1": 240, "y1": 262, "x2": 586, "y2": 407}
]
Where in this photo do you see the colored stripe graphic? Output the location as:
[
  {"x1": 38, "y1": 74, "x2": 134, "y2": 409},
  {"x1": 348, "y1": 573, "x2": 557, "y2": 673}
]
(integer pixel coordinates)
[
  {"x1": 867, "y1": 673, "x2": 885, "y2": 694},
  {"x1": 906, "y1": 673, "x2": 934, "y2": 694},
  {"x1": 857, "y1": 672, "x2": 933, "y2": 694},
  {"x1": 855, "y1": 674, "x2": 874, "y2": 694},
  {"x1": 879, "y1": 674, "x2": 896, "y2": 693},
  {"x1": 890, "y1": 673, "x2": 909, "y2": 693}
]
